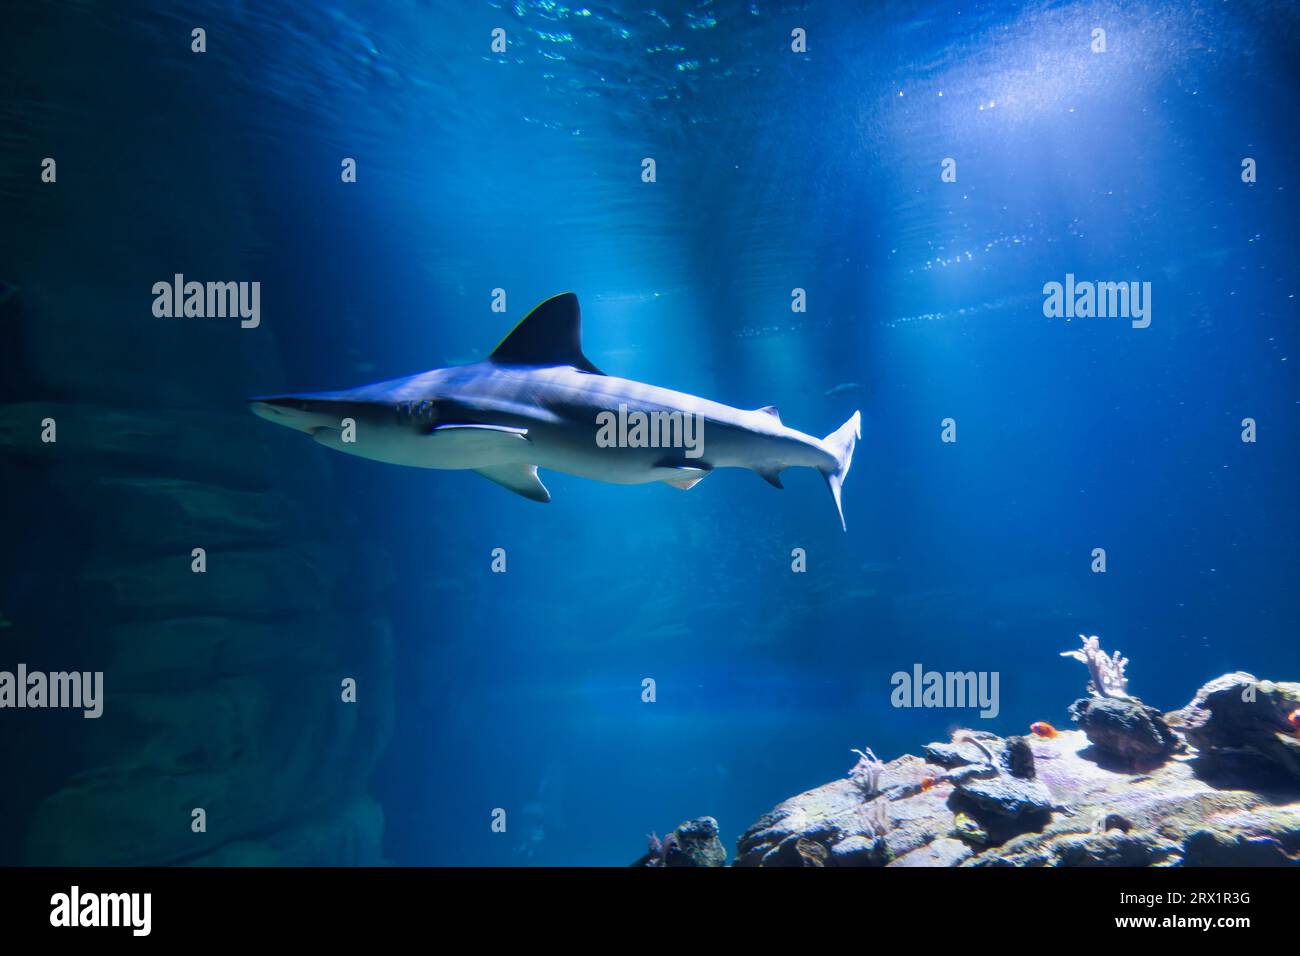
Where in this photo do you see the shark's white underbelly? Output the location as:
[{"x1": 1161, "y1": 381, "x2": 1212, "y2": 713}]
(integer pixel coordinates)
[
  {"x1": 311, "y1": 414, "x2": 830, "y2": 484},
  {"x1": 526, "y1": 418, "x2": 831, "y2": 484}
]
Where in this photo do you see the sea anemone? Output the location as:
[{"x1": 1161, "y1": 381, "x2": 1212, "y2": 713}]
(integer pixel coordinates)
[{"x1": 849, "y1": 746, "x2": 884, "y2": 797}]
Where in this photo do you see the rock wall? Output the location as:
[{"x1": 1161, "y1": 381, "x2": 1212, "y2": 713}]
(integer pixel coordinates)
[
  {"x1": 0, "y1": 4, "x2": 395, "y2": 860},
  {"x1": 0, "y1": 394, "x2": 395, "y2": 866}
]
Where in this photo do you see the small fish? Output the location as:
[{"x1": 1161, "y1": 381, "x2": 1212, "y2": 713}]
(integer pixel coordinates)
[
  {"x1": 919, "y1": 774, "x2": 938, "y2": 792},
  {"x1": 1287, "y1": 708, "x2": 1300, "y2": 733},
  {"x1": 1029, "y1": 721, "x2": 1058, "y2": 739}
]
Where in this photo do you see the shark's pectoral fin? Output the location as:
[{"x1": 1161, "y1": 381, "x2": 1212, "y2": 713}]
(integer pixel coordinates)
[
  {"x1": 475, "y1": 463, "x2": 551, "y2": 502},
  {"x1": 756, "y1": 468, "x2": 785, "y2": 489},
  {"x1": 427, "y1": 423, "x2": 530, "y2": 467},
  {"x1": 662, "y1": 466, "x2": 711, "y2": 490}
]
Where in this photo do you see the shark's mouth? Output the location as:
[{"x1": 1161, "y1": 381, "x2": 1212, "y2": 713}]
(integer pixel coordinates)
[
  {"x1": 248, "y1": 399, "x2": 288, "y2": 421},
  {"x1": 249, "y1": 398, "x2": 327, "y2": 434}
]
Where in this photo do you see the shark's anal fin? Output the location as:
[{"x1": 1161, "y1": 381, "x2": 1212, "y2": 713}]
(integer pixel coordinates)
[
  {"x1": 757, "y1": 468, "x2": 784, "y2": 489},
  {"x1": 489, "y1": 292, "x2": 604, "y2": 374},
  {"x1": 662, "y1": 466, "x2": 710, "y2": 490},
  {"x1": 756, "y1": 405, "x2": 782, "y2": 422},
  {"x1": 476, "y1": 463, "x2": 551, "y2": 502}
]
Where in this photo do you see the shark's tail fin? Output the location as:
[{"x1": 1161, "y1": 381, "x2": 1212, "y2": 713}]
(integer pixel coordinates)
[{"x1": 819, "y1": 410, "x2": 861, "y2": 532}]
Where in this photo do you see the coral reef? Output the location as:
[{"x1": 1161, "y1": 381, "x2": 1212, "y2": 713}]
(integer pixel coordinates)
[
  {"x1": 733, "y1": 715, "x2": 1299, "y2": 866},
  {"x1": 645, "y1": 654, "x2": 1300, "y2": 867}
]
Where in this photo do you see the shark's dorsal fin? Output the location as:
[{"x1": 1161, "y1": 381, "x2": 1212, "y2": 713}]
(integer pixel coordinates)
[
  {"x1": 489, "y1": 292, "x2": 604, "y2": 374},
  {"x1": 756, "y1": 405, "x2": 781, "y2": 422}
]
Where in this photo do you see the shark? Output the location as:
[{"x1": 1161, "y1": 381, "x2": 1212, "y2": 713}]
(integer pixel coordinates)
[{"x1": 251, "y1": 292, "x2": 862, "y2": 529}]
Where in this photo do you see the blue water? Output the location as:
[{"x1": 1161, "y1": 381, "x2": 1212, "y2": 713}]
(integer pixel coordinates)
[{"x1": 2, "y1": 0, "x2": 1297, "y2": 865}]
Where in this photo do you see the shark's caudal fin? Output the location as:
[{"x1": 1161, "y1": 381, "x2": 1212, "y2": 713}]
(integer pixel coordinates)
[
  {"x1": 489, "y1": 292, "x2": 605, "y2": 374},
  {"x1": 819, "y1": 410, "x2": 862, "y2": 532}
]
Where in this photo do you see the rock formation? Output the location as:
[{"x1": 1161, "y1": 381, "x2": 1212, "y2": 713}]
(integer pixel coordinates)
[
  {"x1": 648, "y1": 644, "x2": 1300, "y2": 867},
  {"x1": 634, "y1": 816, "x2": 727, "y2": 867}
]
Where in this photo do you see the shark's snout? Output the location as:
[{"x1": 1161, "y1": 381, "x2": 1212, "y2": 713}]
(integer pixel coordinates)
[{"x1": 250, "y1": 396, "x2": 331, "y2": 433}]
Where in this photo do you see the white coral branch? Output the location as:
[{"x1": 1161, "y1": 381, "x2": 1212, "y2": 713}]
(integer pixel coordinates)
[{"x1": 1061, "y1": 633, "x2": 1131, "y2": 699}]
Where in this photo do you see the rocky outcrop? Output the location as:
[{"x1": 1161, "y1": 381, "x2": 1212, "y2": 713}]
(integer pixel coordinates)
[
  {"x1": 634, "y1": 816, "x2": 727, "y2": 867},
  {"x1": 731, "y1": 673, "x2": 1300, "y2": 867},
  {"x1": 1167, "y1": 672, "x2": 1300, "y2": 785},
  {"x1": 1068, "y1": 695, "x2": 1180, "y2": 768}
]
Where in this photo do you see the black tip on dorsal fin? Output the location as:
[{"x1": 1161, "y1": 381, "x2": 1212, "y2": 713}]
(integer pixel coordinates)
[{"x1": 488, "y1": 292, "x2": 604, "y2": 373}]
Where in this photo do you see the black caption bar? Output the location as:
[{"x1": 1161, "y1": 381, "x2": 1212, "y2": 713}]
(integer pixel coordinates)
[{"x1": 0, "y1": 866, "x2": 1286, "y2": 942}]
